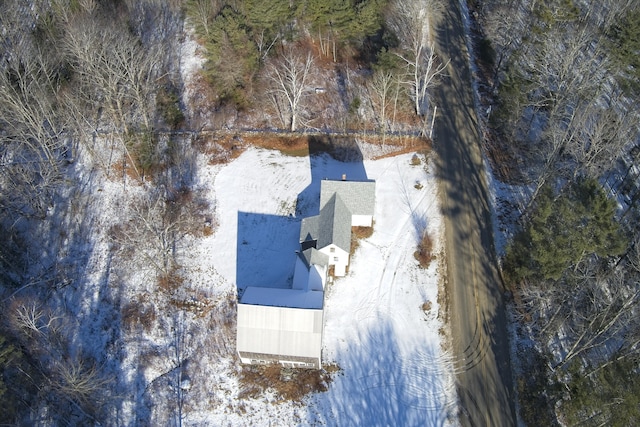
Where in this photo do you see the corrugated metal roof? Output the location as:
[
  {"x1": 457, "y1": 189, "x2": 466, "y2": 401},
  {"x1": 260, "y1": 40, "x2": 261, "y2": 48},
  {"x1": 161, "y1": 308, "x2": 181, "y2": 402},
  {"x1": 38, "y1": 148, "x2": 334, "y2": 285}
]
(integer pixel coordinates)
[
  {"x1": 240, "y1": 286, "x2": 324, "y2": 309},
  {"x1": 237, "y1": 304, "x2": 323, "y2": 360},
  {"x1": 320, "y1": 180, "x2": 376, "y2": 216}
]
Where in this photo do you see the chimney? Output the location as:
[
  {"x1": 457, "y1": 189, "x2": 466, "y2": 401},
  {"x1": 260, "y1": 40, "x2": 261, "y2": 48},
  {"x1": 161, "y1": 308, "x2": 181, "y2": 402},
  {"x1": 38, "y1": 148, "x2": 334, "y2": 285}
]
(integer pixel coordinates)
[{"x1": 341, "y1": 174, "x2": 346, "y2": 181}]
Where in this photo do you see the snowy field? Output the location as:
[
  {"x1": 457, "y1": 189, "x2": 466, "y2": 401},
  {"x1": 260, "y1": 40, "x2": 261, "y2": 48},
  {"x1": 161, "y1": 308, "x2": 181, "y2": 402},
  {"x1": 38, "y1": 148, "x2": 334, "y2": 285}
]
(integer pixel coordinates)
[{"x1": 180, "y1": 147, "x2": 457, "y2": 426}]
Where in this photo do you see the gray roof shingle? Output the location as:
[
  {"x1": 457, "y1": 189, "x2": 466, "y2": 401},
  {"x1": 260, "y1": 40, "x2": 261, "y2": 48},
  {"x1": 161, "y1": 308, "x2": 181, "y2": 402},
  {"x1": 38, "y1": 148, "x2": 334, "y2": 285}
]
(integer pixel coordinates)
[
  {"x1": 298, "y1": 247, "x2": 329, "y2": 269},
  {"x1": 317, "y1": 193, "x2": 351, "y2": 252},
  {"x1": 300, "y1": 215, "x2": 319, "y2": 243},
  {"x1": 320, "y1": 180, "x2": 375, "y2": 216}
]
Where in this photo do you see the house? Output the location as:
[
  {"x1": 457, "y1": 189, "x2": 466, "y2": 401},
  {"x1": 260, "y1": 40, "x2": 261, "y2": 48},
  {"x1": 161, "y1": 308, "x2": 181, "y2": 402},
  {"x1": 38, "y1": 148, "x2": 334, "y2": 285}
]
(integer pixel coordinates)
[
  {"x1": 236, "y1": 176, "x2": 375, "y2": 369},
  {"x1": 300, "y1": 178, "x2": 375, "y2": 276},
  {"x1": 236, "y1": 248, "x2": 329, "y2": 369},
  {"x1": 319, "y1": 178, "x2": 376, "y2": 227}
]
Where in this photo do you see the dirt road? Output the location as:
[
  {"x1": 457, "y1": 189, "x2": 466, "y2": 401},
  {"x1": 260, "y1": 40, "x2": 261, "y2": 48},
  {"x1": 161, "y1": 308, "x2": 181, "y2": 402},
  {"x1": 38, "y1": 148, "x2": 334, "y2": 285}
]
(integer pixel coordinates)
[{"x1": 432, "y1": 1, "x2": 517, "y2": 426}]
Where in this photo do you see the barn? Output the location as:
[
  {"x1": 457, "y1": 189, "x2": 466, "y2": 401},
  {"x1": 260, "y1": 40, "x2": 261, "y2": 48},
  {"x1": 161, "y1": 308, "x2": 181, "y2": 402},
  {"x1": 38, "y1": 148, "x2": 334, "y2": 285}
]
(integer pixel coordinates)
[
  {"x1": 236, "y1": 248, "x2": 329, "y2": 369},
  {"x1": 236, "y1": 177, "x2": 375, "y2": 368}
]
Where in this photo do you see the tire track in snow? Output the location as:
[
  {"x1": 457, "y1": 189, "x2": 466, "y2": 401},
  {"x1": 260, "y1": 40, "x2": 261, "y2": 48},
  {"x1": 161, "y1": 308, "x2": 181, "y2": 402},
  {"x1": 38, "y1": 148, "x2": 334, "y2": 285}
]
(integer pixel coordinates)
[{"x1": 350, "y1": 165, "x2": 457, "y2": 415}]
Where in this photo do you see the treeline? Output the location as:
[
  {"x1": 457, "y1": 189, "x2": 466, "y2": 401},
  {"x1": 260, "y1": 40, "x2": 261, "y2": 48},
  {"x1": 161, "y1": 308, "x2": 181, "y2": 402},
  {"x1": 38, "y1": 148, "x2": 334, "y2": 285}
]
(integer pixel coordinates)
[
  {"x1": 187, "y1": 0, "x2": 389, "y2": 109},
  {"x1": 474, "y1": 0, "x2": 640, "y2": 425},
  {"x1": 185, "y1": 0, "x2": 448, "y2": 132},
  {"x1": 0, "y1": 1, "x2": 189, "y2": 424},
  {"x1": 0, "y1": 0, "x2": 448, "y2": 424}
]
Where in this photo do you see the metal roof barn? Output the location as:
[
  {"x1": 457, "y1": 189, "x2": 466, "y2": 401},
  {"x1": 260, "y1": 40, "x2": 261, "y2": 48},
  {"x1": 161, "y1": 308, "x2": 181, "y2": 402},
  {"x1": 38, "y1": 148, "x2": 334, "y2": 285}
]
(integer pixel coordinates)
[{"x1": 236, "y1": 292, "x2": 324, "y2": 369}]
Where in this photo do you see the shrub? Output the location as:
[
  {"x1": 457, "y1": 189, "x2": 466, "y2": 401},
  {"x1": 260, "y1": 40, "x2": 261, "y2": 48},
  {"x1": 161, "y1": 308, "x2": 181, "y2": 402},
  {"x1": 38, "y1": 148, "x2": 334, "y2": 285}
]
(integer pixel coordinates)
[
  {"x1": 414, "y1": 232, "x2": 434, "y2": 268},
  {"x1": 157, "y1": 85, "x2": 185, "y2": 130},
  {"x1": 121, "y1": 299, "x2": 157, "y2": 333},
  {"x1": 351, "y1": 225, "x2": 374, "y2": 254},
  {"x1": 124, "y1": 130, "x2": 164, "y2": 180},
  {"x1": 421, "y1": 301, "x2": 432, "y2": 313},
  {"x1": 238, "y1": 363, "x2": 338, "y2": 402},
  {"x1": 158, "y1": 269, "x2": 184, "y2": 295}
]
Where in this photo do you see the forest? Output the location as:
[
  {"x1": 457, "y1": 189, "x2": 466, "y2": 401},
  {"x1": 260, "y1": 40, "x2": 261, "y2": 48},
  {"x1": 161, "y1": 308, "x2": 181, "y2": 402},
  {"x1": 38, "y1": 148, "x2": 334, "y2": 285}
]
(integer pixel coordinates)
[
  {"x1": 2, "y1": 0, "x2": 640, "y2": 425},
  {"x1": 472, "y1": 0, "x2": 640, "y2": 425},
  {"x1": 0, "y1": 0, "x2": 444, "y2": 425}
]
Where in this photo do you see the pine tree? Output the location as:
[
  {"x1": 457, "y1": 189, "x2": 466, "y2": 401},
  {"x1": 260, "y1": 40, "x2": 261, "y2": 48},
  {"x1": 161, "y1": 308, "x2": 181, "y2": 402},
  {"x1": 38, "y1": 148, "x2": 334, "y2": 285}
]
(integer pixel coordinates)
[
  {"x1": 203, "y1": 6, "x2": 259, "y2": 108},
  {"x1": 0, "y1": 334, "x2": 22, "y2": 423},
  {"x1": 506, "y1": 179, "x2": 627, "y2": 282},
  {"x1": 607, "y1": 8, "x2": 640, "y2": 93},
  {"x1": 243, "y1": 0, "x2": 292, "y2": 42}
]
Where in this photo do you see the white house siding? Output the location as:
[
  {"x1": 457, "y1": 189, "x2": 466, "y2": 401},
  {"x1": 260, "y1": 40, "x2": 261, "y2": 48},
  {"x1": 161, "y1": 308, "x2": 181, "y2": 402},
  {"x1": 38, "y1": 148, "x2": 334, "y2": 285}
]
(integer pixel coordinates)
[
  {"x1": 308, "y1": 264, "x2": 327, "y2": 290},
  {"x1": 236, "y1": 304, "x2": 323, "y2": 369},
  {"x1": 320, "y1": 244, "x2": 349, "y2": 277},
  {"x1": 351, "y1": 214, "x2": 373, "y2": 227},
  {"x1": 293, "y1": 255, "x2": 328, "y2": 291}
]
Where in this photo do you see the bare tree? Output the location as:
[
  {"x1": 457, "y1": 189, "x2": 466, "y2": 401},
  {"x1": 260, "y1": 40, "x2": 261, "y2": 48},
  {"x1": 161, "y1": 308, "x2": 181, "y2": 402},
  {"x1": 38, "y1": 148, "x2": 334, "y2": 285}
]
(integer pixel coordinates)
[
  {"x1": 566, "y1": 107, "x2": 633, "y2": 180},
  {"x1": 367, "y1": 70, "x2": 405, "y2": 140},
  {"x1": 185, "y1": 0, "x2": 224, "y2": 36},
  {"x1": 556, "y1": 284, "x2": 639, "y2": 370},
  {"x1": 0, "y1": 45, "x2": 71, "y2": 217},
  {"x1": 67, "y1": 22, "x2": 161, "y2": 131},
  {"x1": 63, "y1": 14, "x2": 163, "y2": 178},
  {"x1": 110, "y1": 187, "x2": 208, "y2": 279},
  {"x1": 480, "y1": 0, "x2": 529, "y2": 86},
  {"x1": 12, "y1": 301, "x2": 63, "y2": 336},
  {"x1": 520, "y1": 25, "x2": 613, "y2": 210},
  {"x1": 53, "y1": 358, "x2": 112, "y2": 409},
  {"x1": 265, "y1": 48, "x2": 316, "y2": 132},
  {"x1": 387, "y1": 0, "x2": 448, "y2": 117}
]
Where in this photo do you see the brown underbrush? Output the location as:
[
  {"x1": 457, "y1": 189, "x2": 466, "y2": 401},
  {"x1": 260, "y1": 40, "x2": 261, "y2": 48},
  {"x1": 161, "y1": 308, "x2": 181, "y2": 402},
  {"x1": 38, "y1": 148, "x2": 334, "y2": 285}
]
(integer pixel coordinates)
[
  {"x1": 238, "y1": 363, "x2": 339, "y2": 402},
  {"x1": 414, "y1": 232, "x2": 435, "y2": 268}
]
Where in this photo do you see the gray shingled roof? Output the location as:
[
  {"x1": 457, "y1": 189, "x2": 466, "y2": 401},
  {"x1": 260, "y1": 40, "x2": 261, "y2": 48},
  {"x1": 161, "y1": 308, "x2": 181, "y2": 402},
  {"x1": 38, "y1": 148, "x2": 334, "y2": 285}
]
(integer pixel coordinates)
[
  {"x1": 300, "y1": 215, "x2": 319, "y2": 244},
  {"x1": 317, "y1": 193, "x2": 351, "y2": 252},
  {"x1": 320, "y1": 180, "x2": 376, "y2": 216},
  {"x1": 298, "y1": 247, "x2": 329, "y2": 269}
]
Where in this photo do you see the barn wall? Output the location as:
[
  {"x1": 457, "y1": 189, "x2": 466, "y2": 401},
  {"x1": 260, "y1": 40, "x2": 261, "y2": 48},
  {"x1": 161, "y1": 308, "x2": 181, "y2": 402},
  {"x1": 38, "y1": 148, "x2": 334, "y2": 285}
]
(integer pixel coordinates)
[{"x1": 237, "y1": 304, "x2": 323, "y2": 368}]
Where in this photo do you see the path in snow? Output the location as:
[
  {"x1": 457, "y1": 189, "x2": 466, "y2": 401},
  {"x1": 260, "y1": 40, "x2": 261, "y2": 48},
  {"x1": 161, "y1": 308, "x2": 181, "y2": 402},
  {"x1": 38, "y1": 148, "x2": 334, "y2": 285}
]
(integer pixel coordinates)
[{"x1": 189, "y1": 147, "x2": 457, "y2": 426}]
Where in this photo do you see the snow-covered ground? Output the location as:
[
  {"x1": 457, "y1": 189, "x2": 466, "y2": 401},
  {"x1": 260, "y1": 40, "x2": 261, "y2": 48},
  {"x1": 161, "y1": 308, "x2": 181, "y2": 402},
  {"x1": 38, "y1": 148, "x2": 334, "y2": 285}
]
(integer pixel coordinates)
[
  {"x1": 178, "y1": 147, "x2": 457, "y2": 425},
  {"x1": 58, "y1": 25, "x2": 459, "y2": 426},
  {"x1": 47, "y1": 125, "x2": 456, "y2": 426}
]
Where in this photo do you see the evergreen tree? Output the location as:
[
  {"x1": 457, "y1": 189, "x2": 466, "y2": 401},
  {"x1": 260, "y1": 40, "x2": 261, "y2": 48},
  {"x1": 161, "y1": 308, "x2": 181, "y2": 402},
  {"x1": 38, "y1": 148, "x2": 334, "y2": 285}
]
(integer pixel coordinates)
[
  {"x1": 607, "y1": 8, "x2": 640, "y2": 94},
  {"x1": 506, "y1": 179, "x2": 627, "y2": 282},
  {"x1": 0, "y1": 334, "x2": 22, "y2": 424},
  {"x1": 300, "y1": 0, "x2": 386, "y2": 58},
  {"x1": 203, "y1": 5, "x2": 259, "y2": 108},
  {"x1": 243, "y1": 0, "x2": 292, "y2": 44}
]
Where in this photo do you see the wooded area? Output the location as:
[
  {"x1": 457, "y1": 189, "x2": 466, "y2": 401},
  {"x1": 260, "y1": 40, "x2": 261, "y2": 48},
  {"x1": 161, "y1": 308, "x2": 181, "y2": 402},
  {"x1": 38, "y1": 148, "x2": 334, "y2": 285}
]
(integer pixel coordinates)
[
  {"x1": 474, "y1": 0, "x2": 640, "y2": 425},
  {"x1": 0, "y1": 0, "x2": 446, "y2": 424},
  {"x1": 4, "y1": 0, "x2": 638, "y2": 424}
]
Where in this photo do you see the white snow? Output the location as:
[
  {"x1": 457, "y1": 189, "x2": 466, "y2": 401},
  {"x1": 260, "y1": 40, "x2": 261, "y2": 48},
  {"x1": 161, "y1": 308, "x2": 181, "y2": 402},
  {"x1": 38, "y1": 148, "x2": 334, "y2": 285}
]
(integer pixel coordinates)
[
  {"x1": 63, "y1": 141, "x2": 457, "y2": 425},
  {"x1": 181, "y1": 147, "x2": 457, "y2": 425}
]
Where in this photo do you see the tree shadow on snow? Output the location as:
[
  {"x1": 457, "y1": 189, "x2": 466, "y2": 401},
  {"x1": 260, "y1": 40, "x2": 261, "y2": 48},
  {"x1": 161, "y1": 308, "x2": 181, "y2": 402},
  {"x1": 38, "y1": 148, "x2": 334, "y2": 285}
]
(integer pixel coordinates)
[{"x1": 308, "y1": 319, "x2": 456, "y2": 426}]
